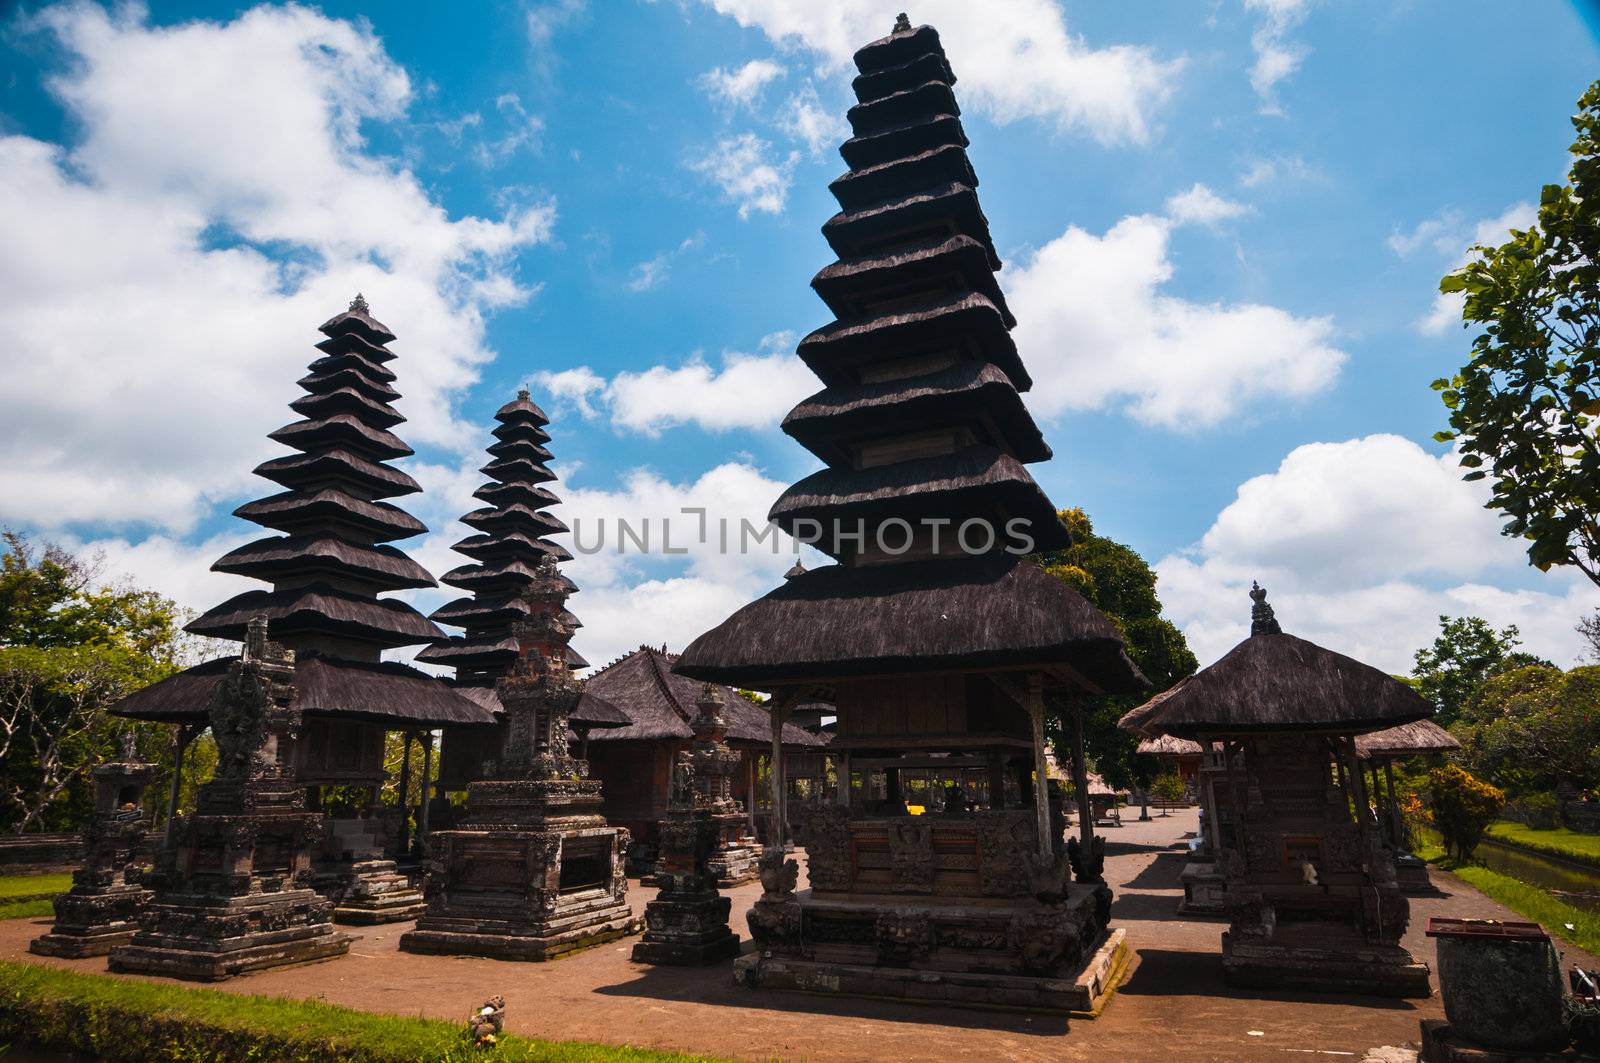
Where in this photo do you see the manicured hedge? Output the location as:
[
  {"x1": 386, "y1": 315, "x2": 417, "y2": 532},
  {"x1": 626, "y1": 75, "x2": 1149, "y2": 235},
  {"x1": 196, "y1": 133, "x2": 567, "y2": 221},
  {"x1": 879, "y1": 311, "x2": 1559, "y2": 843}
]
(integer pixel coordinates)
[{"x1": 0, "y1": 961, "x2": 721, "y2": 1063}]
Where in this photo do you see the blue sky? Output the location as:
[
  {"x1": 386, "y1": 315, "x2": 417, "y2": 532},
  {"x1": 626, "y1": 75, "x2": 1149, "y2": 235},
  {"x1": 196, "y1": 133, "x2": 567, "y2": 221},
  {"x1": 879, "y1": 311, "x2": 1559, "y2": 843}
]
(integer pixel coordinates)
[{"x1": 2, "y1": 0, "x2": 1598, "y2": 672}]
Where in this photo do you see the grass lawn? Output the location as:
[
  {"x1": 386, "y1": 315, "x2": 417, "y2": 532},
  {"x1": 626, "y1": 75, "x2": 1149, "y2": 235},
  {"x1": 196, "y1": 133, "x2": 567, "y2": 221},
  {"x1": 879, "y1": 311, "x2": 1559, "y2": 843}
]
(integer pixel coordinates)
[
  {"x1": 0, "y1": 873, "x2": 72, "y2": 901},
  {"x1": 0, "y1": 960, "x2": 727, "y2": 1063},
  {"x1": 1415, "y1": 830, "x2": 1600, "y2": 957},
  {"x1": 1486, "y1": 821, "x2": 1600, "y2": 869},
  {"x1": 0, "y1": 898, "x2": 55, "y2": 920}
]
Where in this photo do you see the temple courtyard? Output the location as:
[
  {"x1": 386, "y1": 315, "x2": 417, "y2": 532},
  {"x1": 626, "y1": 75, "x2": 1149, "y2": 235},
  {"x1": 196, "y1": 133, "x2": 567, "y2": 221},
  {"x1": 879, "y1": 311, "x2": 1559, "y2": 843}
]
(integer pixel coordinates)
[{"x1": 3, "y1": 808, "x2": 1587, "y2": 1063}]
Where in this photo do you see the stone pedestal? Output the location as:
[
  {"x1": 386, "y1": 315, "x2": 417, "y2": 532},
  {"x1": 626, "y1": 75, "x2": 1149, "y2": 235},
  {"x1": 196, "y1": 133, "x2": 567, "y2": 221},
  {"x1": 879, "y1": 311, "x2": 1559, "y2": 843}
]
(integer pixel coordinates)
[
  {"x1": 652, "y1": 807, "x2": 759, "y2": 889},
  {"x1": 1420, "y1": 1020, "x2": 1588, "y2": 1062},
  {"x1": 109, "y1": 621, "x2": 352, "y2": 981},
  {"x1": 1178, "y1": 860, "x2": 1226, "y2": 915},
  {"x1": 400, "y1": 578, "x2": 639, "y2": 961},
  {"x1": 31, "y1": 752, "x2": 155, "y2": 958},
  {"x1": 324, "y1": 816, "x2": 426, "y2": 925},
  {"x1": 1396, "y1": 851, "x2": 1434, "y2": 894}
]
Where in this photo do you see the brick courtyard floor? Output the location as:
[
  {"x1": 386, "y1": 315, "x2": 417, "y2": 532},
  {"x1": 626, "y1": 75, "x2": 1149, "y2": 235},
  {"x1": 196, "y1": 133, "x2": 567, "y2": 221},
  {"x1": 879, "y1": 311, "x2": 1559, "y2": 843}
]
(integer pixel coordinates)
[{"x1": 4, "y1": 808, "x2": 1593, "y2": 1063}]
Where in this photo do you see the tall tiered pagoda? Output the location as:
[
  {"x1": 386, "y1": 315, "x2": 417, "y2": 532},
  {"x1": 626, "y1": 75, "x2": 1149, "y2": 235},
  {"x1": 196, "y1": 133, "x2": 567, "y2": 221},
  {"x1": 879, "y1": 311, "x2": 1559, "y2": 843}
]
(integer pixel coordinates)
[
  {"x1": 112, "y1": 297, "x2": 494, "y2": 920},
  {"x1": 676, "y1": 16, "x2": 1146, "y2": 1015}
]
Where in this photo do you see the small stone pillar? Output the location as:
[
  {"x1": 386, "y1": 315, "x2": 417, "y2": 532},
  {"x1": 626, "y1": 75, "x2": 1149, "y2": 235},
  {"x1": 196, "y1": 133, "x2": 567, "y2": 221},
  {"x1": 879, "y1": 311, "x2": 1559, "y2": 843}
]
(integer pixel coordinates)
[
  {"x1": 31, "y1": 736, "x2": 155, "y2": 958},
  {"x1": 632, "y1": 685, "x2": 744, "y2": 965}
]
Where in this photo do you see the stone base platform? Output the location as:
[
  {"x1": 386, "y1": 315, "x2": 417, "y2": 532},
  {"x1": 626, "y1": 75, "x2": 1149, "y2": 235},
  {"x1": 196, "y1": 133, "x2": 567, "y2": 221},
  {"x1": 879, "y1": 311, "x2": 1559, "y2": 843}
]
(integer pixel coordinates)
[
  {"x1": 735, "y1": 927, "x2": 1129, "y2": 1017},
  {"x1": 1222, "y1": 930, "x2": 1432, "y2": 998},
  {"x1": 109, "y1": 889, "x2": 352, "y2": 982},
  {"x1": 1178, "y1": 861, "x2": 1226, "y2": 915},
  {"x1": 400, "y1": 891, "x2": 639, "y2": 962},
  {"x1": 29, "y1": 885, "x2": 152, "y2": 959},
  {"x1": 332, "y1": 859, "x2": 427, "y2": 925},
  {"x1": 1421, "y1": 1019, "x2": 1594, "y2": 1061},
  {"x1": 1397, "y1": 853, "x2": 1437, "y2": 895},
  {"x1": 631, "y1": 890, "x2": 740, "y2": 967},
  {"x1": 632, "y1": 930, "x2": 741, "y2": 966}
]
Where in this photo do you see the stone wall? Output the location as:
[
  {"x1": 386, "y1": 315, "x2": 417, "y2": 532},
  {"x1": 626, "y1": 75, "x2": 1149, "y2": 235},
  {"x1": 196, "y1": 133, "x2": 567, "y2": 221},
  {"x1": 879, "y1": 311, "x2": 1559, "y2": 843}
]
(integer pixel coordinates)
[{"x1": 1561, "y1": 799, "x2": 1600, "y2": 835}]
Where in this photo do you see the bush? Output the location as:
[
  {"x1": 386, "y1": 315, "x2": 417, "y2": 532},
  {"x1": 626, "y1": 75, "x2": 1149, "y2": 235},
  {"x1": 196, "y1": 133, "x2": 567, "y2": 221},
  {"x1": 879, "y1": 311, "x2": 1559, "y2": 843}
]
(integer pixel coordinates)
[
  {"x1": 1150, "y1": 774, "x2": 1184, "y2": 804},
  {"x1": 1430, "y1": 764, "x2": 1506, "y2": 862}
]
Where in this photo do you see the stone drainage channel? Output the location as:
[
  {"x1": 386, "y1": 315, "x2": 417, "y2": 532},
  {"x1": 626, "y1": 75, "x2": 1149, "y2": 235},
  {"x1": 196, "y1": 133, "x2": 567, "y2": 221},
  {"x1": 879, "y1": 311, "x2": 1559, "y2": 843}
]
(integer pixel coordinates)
[{"x1": 1475, "y1": 837, "x2": 1600, "y2": 914}]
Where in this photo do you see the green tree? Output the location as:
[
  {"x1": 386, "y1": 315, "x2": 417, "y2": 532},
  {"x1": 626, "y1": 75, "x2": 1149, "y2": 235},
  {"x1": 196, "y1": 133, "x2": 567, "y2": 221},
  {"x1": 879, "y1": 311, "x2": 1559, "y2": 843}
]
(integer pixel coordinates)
[
  {"x1": 1428, "y1": 763, "x2": 1506, "y2": 862},
  {"x1": 1433, "y1": 79, "x2": 1600, "y2": 588},
  {"x1": 0, "y1": 531, "x2": 194, "y2": 833},
  {"x1": 1453, "y1": 663, "x2": 1600, "y2": 796},
  {"x1": 1033, "y1": 508, "x2": 1198, "y2": 791},
  {"x1": 1410, "y1": 615, "x2": 1544, "y2": 726}
]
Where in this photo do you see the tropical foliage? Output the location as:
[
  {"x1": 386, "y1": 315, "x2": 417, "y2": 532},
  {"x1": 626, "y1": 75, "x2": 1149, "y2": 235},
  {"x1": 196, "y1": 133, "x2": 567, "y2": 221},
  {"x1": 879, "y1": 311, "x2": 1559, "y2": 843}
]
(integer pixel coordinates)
[{"x1": 1429, "y1": 763, "x2": 1506, "y2": 861}]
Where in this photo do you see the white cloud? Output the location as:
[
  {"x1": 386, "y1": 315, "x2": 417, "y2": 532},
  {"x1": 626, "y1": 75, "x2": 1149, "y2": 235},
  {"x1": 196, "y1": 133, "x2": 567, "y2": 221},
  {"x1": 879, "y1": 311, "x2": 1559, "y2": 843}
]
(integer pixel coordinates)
[
  {"x1": 696, "y1": 0, "x2": 1180, "y2": 145},
  {"x1": 537, "y1": 334, "x2": 814, "y2": 436},
  {"x1": 0, "y1": 4, "x2": 553, "y2": 535},
  {"x1": 1415, "y1": 202, "x2": 1535, "y2": 335},
  {"x1": 1244, "y1": 0, "x2": 1311, "y2": 110},
  {"x1": 689, "y1": 132, "x2": 797, "y2": 218},
  {"x1": 626, "y1": 231, "x2": 707, "y2": 292},
  {"x1": 699, "y1": 59, "x2": 786, "y2": 107},
  {"x1": 1007, "y1": 212, "x2": 1344, "y2": 428},
  {"x1": 779, "y1": 84, "x2": 849, "y2": 157},
  {"x1": 1238, "y1": 153, "x2": 1316, "y2": 189},
  {"x1": 1156, "y1": 434, "x2": 1600, "y2": 671},
  {"x1": 1387, "y1": 209, "x2": 1465, "y2": 259},
  {"x1": 1164, "y1": 183, "x2": 1250, "y2": 226}
]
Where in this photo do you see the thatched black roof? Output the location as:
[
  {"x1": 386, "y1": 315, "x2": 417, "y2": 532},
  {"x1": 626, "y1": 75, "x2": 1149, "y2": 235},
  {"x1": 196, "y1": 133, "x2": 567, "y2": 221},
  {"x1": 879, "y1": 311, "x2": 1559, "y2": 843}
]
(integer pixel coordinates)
[
  {"x1": 676, "y1": 555, "x2": 1145, "y2": 693},
  {"x1": 812, "y1": 234, "x2": 1012, "y2": 326},
  {"x1": 318, "y1": 293, "x2": 396, "y2": 346},
  {"x1": 1117, "y1": 588, "x2": 1432, "y2": 738},
  {"x1": 212, "y1": 535, "x2": 436, "y2": 591},
  {"x1": 797, "y1": 291, "x2": 1029, "y2": 392},
  {"x1": 1356, "y1": 719, "x2": 1461, "y2": 759},
  {"x1": 585, "y1": 646, "x2": 823, "y2": 748},
  {"x1": 111, "y1": 653, "x2": 493, "y2": 727},
  {"x1": 1136, "y1": 734, "x2": 1203, "y2": 757},
  {"x1": 268, "y1": 414, "x2": 413, "y2": 461},
  {"x1": 824, "y1": 181, "x2": 998, "y2": 270},
  {"x1": 254, "y1": 448, "x2": 420, "y2": 500},
  {"x1": 188, "y1": 585, "x2": 444, "y2": 644},
  {"x1": 233, "y1": 488, "x2": 427, "y2": 542}
]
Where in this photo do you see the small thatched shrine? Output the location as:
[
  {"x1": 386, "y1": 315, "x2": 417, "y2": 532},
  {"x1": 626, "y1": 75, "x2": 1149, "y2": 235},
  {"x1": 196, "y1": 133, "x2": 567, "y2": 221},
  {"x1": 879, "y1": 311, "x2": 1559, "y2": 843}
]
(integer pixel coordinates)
[
  {"x1": 675, "y1": 15, "x2": 1145, "y2": 1015},
  {"x1": 1120, "y1": 584, "x2": 1433, "y2": 997},
  {"x1": 1357, "y1": 719, "x2": 1460, "y2": 893},
  {"x1": 111, "y1": 298, "x2": 494, "y2": 921}
]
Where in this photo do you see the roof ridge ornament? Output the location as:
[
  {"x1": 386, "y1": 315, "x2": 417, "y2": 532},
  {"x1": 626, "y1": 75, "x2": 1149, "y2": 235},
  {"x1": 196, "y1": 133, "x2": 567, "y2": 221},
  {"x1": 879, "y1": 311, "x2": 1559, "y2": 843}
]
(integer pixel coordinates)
[
  {"x1": 348, "y1": 292, "x2": 370, "y2": 314},
  {"x1": 1250, "y1": 581, "x2": 1282, "y2": 637},
  {"x1": 518, "y1": 384, "x2": 530, "y2": 402},
  {"x1": 893, "y1": 12, "x2": 910, "y2": 33}
]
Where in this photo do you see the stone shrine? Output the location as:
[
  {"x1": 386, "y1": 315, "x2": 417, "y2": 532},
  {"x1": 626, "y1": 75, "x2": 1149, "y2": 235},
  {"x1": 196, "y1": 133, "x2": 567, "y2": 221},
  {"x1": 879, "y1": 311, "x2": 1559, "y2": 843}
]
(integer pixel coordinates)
[
  {"x1": 109, "y1": 620, "x2": 351, "y2": 981},
  {"x1": 631, "y1": 685, "x2": 746, "y2": 966},
  {"x1": 399, "y1": 558, "x2": 637, "y2": 961},
  {"x1": 30, "y1": 737, "x2": 155, "y2": 958}
]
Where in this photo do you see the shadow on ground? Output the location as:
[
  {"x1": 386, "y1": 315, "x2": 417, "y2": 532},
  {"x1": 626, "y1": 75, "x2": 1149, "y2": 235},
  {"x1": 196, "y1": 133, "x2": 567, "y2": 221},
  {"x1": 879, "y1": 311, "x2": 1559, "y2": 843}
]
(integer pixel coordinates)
[
  {"x1": 1121, "y1": 852, "x2": 1188, "y2": 891},
  {"x1": 1120, "y1": 948, "x2": 1421, "y2": 1012}
]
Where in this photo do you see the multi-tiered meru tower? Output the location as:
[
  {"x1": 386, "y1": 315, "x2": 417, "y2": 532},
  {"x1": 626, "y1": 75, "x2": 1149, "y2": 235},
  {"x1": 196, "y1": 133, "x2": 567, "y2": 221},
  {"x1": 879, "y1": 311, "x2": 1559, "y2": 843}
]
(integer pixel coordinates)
[{"x1": 677, "y1": 16, "x2": 1147, "y2": 1015}]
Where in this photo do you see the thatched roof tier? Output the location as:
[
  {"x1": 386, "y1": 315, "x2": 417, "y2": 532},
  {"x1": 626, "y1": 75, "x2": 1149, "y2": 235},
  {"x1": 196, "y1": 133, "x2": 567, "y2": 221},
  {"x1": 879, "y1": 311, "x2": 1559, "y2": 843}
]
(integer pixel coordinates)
[
  {"x1": 797, "y1": 291, "x2": 1028, "y2": 392},
  {"x1": 429, "y1": 596, "x2": 580, "y2": 631},
  {"x1": 847, "y1": 80, "x2": 960, "y2": 138},
  {"x1": 768, "y1": 444, "x2": 1070, "y2": 557},
  {"x1": 304, "y1": 349, "x2": 397, "y2": 385},
  {"x1": 312, "y1": 328, "x2": 395, "y2": 364},
  {"x1": 212, "y1": 535, "x2": 436, "y2": 591},
  {"x1": 853, "y1": 20, "x2": 944, "y2": 73},
  {"x1": 471, "y1": 480, "x2": 561, "y2": 510},
  {"x1": 783, "y1": 363, "x2": 1049, "y2": 467},
  {"x1": 823, "y1": 182, "x2": 998, "y2": 271},
  {"x1": 1356, "y1": 719, "x2": 1461, "y2": 759},
  {"x1": 450, "y1": 529, "x2": 568, "y2": 562},
  {"x1": 478, "y1": 457, "x2": 556, "y2": 485},
  {"x1": 234, "y1": 488, "x2": 427, "y2": 542},
  {"x1": 112, "y1": 653, "x2": 492, "y2": 727},
  {"x1": 318, "y1": 296, "x2": 397, "y2": 346},
  {"x1": 452, "y1": 684, "x2": 629, "y2": 730},
  {"x1": 1136, "y1": 734, "x2": 1203, "y2": 757},
  {"x1": 839, "y1": 111, "x2": 966, "y2": 172},
  {"x1": 495, "y1": 393, "x2": 550, "y2": 427},
  {"x1": 296, "y1": 369, "x2": 401, "y2": 409},
  {"x1": 486, "y1": 433, "x2": 552, "y2": 458},
  {"x1": 253, "y1": 448, "x2": 421, "y2": 500},
  {"x1": 676, "y1": 555, "x2": 1145, "y2": 693},
  {"x1": 268, "y1": 414, "x2": 413, "y2": 461},
  {"x1": 460, "y1": 503, "x2": 567, "y2": 535},
  {"x1": 584, "y1": 646, "x2": 823, "y2": 748},
  {"x1": 851, "y1": 48, "x2": 955, "y2": 105},
  {"x1": 811, "y1": 234, "x2": 1013, "y2": 326},
  {"x1": 829, "y1": 143, "x2": 977, "y2": 212},
  {"x1": 415, "y1": 636, "x2": 587, "y2": 673},
  {"x1": 289, "y1": 386, "x2": 404, "y2": 429},
  {"x1": 1116, "y1": 624, "x2": 1433, "y2": 739},
  {"x1": 440, "y1": 556, "x2": 577, "y2": 593},
  {"x1": 188, "y1": 584, "x2": 445, "y2": 647}
]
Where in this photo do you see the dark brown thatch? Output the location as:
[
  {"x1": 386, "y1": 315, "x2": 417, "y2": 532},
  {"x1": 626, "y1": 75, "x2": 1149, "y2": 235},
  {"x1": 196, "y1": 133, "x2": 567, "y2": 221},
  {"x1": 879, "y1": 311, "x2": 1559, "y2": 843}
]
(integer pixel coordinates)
[
  {"x1": 304, "y1": 350, "x2": 396, "y2": 384},
  {"x1": 839, "y1": 111, "x2": 966, "y2": 173},
  {"x1": 480, "y1": 454, "x2": 556, "y2": 480},
  {"x1": 811, "y1": 234, "x2": 1012, "y2": 327},
  {"x1": 428, "y1": 596, "x2": 581, "y2": 630},
  {"x1": 829, "y1": 143, "x2": 977, "y2": 212},
  {"x1": 1356, "y1": 719, "x2": 1461, "y2": 759},
  {"x1": 487, "y1": 433, "x2": 552, "y2": 458},
  {"x1": 1136, "y1": 733, "x2": 1202, "y2": 756},
  {"x1": 584, "y1": 646, "x2": 823, "y2": 748},
  {"x1": 313, "y1": 328, "x2": 395, "y2": 363},
  {"x1": 269, "y1": 414, "x2": 413, "y2": 461},
  {"x1": 797, "y1": 290, "x2": 1027, "y2": 391},
  {"x1": 235, "y1": 488, "x2": 427, "y2": 541},
  {"x1": 441, "y1": 559, "x2": 576, "y2": 592},
  {"x1": 318, "y1": 303, "x2": 396, "y2": 346},
  {"x1": 1117, "y1": 632, "x2": 1433, "y2": 738},
  {"x1": 187, "y1": 585, "x2": 444, "y2": 644},
  {"x1": 767, "y1": 444, "x2": 1070, "y2": 555},
  {"x1": 472, "y1": 480, "x2": 561, "y2": 509},
  {"x1": 459, "y1": 503, "x2": 567, "y2": 536},
  {"x1": 782, "y1": 362, "x2": 1048, "y2": 466},
  {"x1": 853, "y1": 20, "x2": 941, "y2": 73},
  {"x1": 296, "y1": 366, "x2": 400, "y2": 403},
  {"x1": 851, "y1": 48, "x2": 955, "y2": 107},
  {"x1": 212, "y1": 535, "x2": 436, "y2": 590},
  {"x1": 254, "y1": 448, "x2": 420, "y2": 499},
  {"x1": 289, "y1": 386, "x2": 403, "y2": 429},
  {"x1": 111, "y1": 653, "x2": 493, "y2": 726},
  {"x1": 847, "y1": 80, "x2": 960, "y2": 138},
  {"x1": 675, "y1": 554, "x2": 1146, "y2": 694},
  {"x1": 824, "y1": 181, "x2": 998, "y2": 272},
  {"x1": 495, "y1": 393, "x2": 550, "y2": 426}
]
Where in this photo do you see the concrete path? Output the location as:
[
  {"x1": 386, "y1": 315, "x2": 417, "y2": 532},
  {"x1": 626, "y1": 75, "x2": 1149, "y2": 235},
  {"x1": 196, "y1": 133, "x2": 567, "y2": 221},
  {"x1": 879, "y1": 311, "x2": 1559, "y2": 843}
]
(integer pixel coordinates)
[{"x1": 3, "y1": 808, "x2": 1592, "y2": 1062}]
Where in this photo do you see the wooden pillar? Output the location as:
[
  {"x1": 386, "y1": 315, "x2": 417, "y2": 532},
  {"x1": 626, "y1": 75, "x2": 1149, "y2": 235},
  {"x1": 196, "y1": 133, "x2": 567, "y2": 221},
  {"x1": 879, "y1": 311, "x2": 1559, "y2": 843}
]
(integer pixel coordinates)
[
  {"x1": 416, "y1": 731, "x2": 434, "y2": 856},
  {"x1": 1024, "y1": 675, "x2": 1054, "y2": 858},
  {"x1": 1066, "y1": 691, "x2": 1094, "y2": 851},
  {"x1": 768, "y1": 694, "x2": 789, "y2": 848},
  {"x1": 1344, "y1": 736, "x2": 1371, "y2": 865},
  {"x1": 836, "y1": 752, "x2": 851, "y2": 807},
  {"x1": 1383, "y1": 757, "x2": 1401, "y2": 845},
  {"x1": 395, "y1": 730, "x2": 413, "y2": 857},
  {"x1": 163, "y1": 723, "x2": 197, "y2": 847},
  {"x1": 746, "y1": 752, "x2": 758, "y2": 832}
]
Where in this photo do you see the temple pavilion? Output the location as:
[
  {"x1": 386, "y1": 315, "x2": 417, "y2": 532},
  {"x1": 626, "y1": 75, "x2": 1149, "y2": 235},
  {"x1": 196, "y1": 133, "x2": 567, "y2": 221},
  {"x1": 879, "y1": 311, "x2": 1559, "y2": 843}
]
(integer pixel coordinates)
[
  {"x1": 1119, "y1": 584, "x2": 1434, "y2": 997},
  {"x1": 111, "y1": 297, "x2": 494, "y2": 915},
  {"x1": 674, "y1": 16, "x2": 1146, "y2": 1015}
]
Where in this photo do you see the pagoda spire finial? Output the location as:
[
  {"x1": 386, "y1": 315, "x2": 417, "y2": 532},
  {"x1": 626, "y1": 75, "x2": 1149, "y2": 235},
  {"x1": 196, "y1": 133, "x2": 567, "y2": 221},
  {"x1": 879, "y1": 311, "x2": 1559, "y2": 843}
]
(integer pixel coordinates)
[
  {"x1": 348, "y1": 292, "x2": 369, "y2": 314},
  {"x1": 517, "y1": 384, "x2": 531, "y2": 401},
  {"x1": 1249, "y1": 581, "x2": 1282, "y2": 637},
  {"x1": 893, "y1": 12, "x2": 910, "y2": 33}
]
